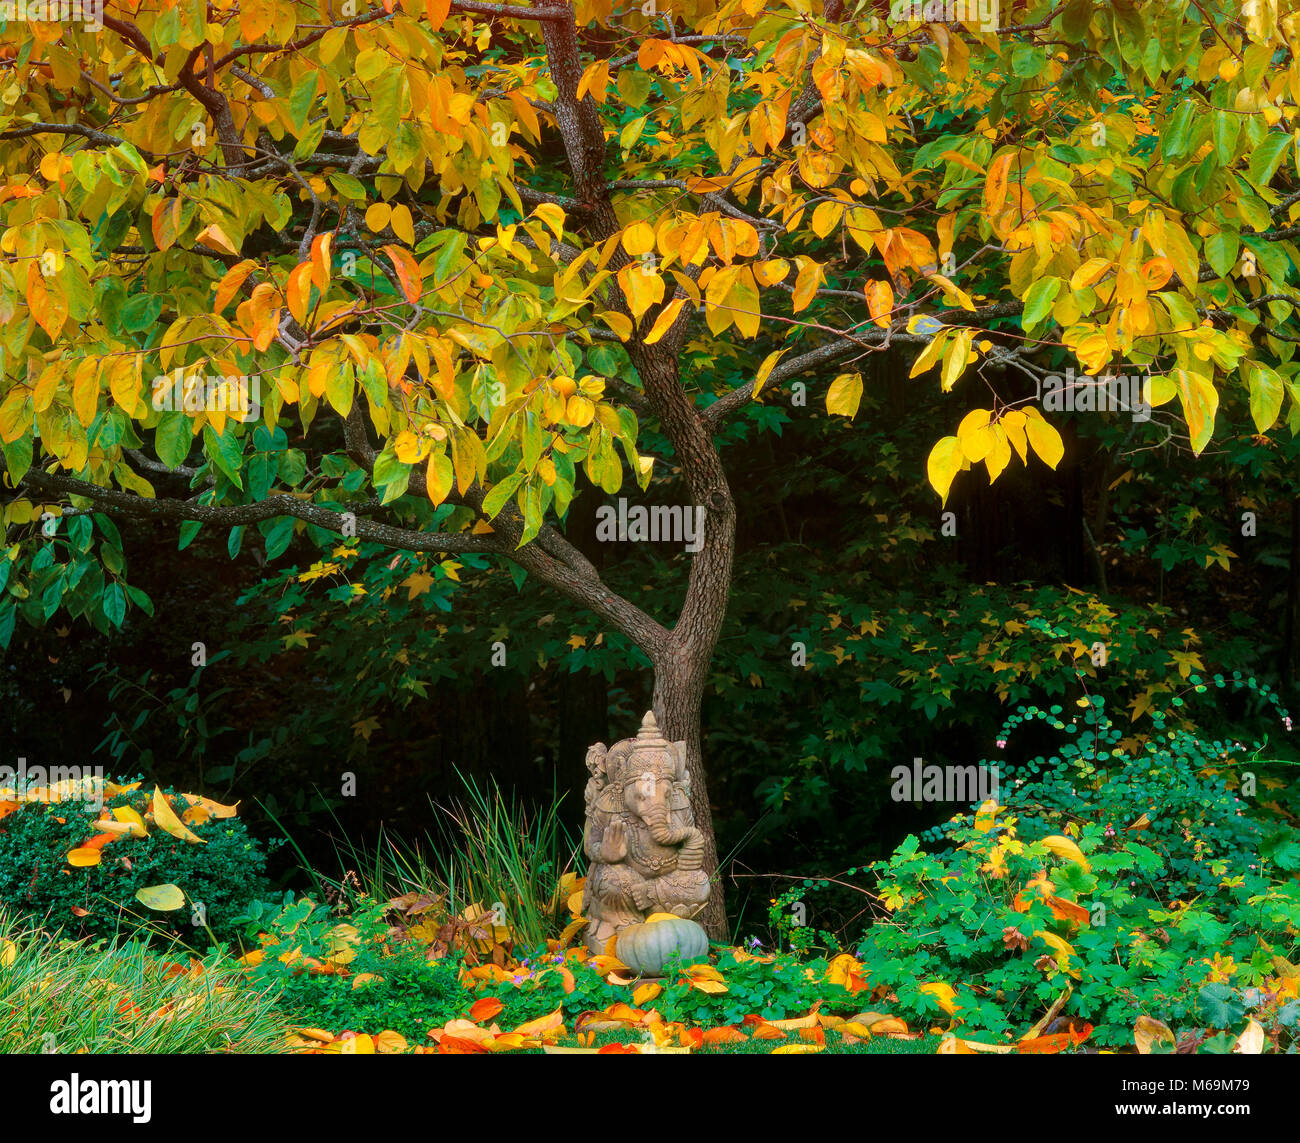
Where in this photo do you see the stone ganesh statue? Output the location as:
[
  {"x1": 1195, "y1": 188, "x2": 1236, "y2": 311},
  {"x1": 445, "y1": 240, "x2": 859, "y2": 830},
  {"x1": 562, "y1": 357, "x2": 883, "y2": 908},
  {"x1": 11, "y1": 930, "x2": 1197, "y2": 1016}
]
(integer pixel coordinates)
[{"x1": 582, "y1": 712, "x2": 710, "y2": 954}]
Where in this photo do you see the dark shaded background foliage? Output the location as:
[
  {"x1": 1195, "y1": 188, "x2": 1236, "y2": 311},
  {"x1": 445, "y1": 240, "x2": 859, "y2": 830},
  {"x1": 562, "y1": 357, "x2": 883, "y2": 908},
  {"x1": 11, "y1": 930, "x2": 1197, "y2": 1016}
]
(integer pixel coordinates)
[{"x1": 4, "y1": 344, "x2": 1299, "y2": 939}]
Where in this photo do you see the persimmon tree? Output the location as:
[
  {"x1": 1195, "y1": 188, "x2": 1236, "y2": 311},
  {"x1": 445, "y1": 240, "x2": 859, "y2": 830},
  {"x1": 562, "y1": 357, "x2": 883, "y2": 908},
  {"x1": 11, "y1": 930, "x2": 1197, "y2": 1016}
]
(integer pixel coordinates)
[{"x1": 3, "y1": 0, "x2": 1300, "y2": 934}]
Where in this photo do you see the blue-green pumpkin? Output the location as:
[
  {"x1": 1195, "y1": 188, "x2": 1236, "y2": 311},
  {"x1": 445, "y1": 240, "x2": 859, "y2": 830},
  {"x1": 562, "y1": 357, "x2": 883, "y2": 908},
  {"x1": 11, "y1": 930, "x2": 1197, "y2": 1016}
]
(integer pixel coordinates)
[{"x1": 616, "y1": 916, "x2": 709, "y2": 976}]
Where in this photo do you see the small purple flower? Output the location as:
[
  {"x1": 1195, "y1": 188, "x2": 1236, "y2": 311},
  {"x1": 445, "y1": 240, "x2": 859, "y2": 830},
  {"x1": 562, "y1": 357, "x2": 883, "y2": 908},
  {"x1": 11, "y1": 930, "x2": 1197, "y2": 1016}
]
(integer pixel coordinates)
[
  {"x1": 745, "y1": 936, "x2": 762, "y2": 950},
  {"x1": 1284, "y1": 717, "x2": 1293, "y2": 732},
  {"x1": 995, "y1": 738, "x2": 1007, "y2": 750},
  {"x1": 1104, "y1": 825, "x2": 1116, "y2": 838}
]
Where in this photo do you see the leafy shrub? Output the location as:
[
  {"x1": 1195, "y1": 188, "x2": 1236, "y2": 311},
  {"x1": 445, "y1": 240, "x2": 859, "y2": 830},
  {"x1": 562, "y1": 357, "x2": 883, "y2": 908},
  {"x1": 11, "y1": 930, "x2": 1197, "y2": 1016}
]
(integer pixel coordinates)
[
  {"x1": 856, "y1": 685, "x2": 1300, "y2": 1049},
  {"x1": 0, "y1": 909, "x2": 284, "y2": 1053},
  {"x1": 0, "y1": 782, "x2": 276, "y2": 948},
  {"x1": 967, "y1": 674, "x2": 1297, "y2": 898},
  {"x1": 234, "y1": 893, "x2": 463, "y2": 1041}
]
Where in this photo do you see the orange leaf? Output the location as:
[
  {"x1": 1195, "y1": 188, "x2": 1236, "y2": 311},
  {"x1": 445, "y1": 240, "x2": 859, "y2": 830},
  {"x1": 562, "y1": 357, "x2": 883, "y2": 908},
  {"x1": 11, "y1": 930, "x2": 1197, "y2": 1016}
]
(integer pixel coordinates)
[
  {"x1": 382, "y1": 244, "x2": 423, "y2": 304},
  {"x1": 1046, "y1": 895, "x2": 1091, "y2": 926},
  {"x1": 469, "y1": 997, "x2": 504, "y2": 1023},
  {"x1": 985, "y1": 152, "x2": 1013, "y2": 219},
  {"x1": 438, "y1": 1035, "x2": 490, "y2": 1054},
  {"x1": 702, "y1": 1025, "x2": 748, "y2": 1044},
  {"x1": 286, "y1": 262, "x2": 314, "y2": 327},
  {"x1": 597, "y1": 1042, "x2": 640, "y2": 1054},
  {"x1": 214, "y1": 260, "x2": 257, "y2": 313},
  {"x1": 310, "y1": 232, "x2": 333, "y2": 290},
  {"x1": 863, "y1": 279, "x2": 894, "y2": 328},
  {"x1": 512, "y1": 1008, "x2": 565, "y2": 1037}
]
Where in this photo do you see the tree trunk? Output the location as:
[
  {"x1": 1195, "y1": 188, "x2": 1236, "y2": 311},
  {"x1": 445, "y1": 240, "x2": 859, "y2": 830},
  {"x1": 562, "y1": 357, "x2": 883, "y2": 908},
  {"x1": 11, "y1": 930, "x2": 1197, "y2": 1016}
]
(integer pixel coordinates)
[{"x1": 653, "y1": 655, "x2": 726, "y2": 941}]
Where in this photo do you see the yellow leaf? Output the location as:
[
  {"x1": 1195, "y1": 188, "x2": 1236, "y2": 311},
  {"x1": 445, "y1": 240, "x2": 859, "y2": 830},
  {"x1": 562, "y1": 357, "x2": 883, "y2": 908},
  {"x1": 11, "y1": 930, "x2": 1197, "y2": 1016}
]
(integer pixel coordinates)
[
  {"x1": 531, "y1": 203, "x2": 566, "y2": 242},
  {"x1": 791, "y1": 258, "x2": 824, "y2": 312},
  {"x1": 633, "y1": 982, "x2": 662, "y2": 1005},
  {"x1": 577, "y1": 59, "x2": 611, "y2": 103},
  {"x1": 908, "y1": 327, "x2": 950, "y2": 379},
  {"x1": 1070, "y1": 258, "x2": 1111, "y2": 291},
  {"x1": 753, "y1": 258, "x2": 789, "y2": 287},
  {"x1": 394, "y1": 430, "x2": 429, "y2": 464},
  {"x1": 1022, "y1": 408, "x2": 1064, "y2": 470},
  {"x1": 825, "y1": 373, "x2": 863, "y2": 418},
  {"x1": 926, "y1": 435, "x2": 964, "y2": 506},
  {"x1": 1040, "y1": 834, "x2": 1089, "y2": 870},
  {"x1": 566, "y1": 394, "x2": 595, "y2": 427},
  {"x1": 918, "y1": 981, "x2": 960, "y2": 1015},
  {"x1": 811, "y1": 200, "x2": 844, "y2": 238},
  {"x1": 956, "y1": 409, "x2": 994, "y2": 462},
  {"x1": 135, "y1": 884, "x2": 186, "y2": 911},
  {"x1": 599, "y1": 310, "x2": 633, "y2": 340},
  {"x1": 941, "y1": 328, "x2": 974, "y2": 392},
  {"x1": 752, "y1": 348, "x2": 788, "y2": 399},
  {"x1": 621, "y1": 221, "x2": 656, "y2": 257},
  {"x1": 390, "y1": 204, "x2": 415, "y2": 245},
  {"x1": 425, "y1": 451, "x2": 454, "y2": 506},
  {"x1": 66, "y1": 847, "x2": 102, "y2": 867},
  {"x1": 691, "y1": 979, "x2": 728, "y2": 994},
  {"x1": 644, "y1": 297, "x2": 687, "y2": 344},
  {"x1": 771, "y1": 1044, "x2": 824, "y2": 1054},
  {"x1": 365, "y1": 202, "x2": 391, "y2": 232},
  {"x1": 617, "y1": 263, "x2": 664, "y2": 320},
  {"x1": 108, "y1": 807, "x2": 146, "y2": 836},
  {"x1": 196, "y1": 224, "x2": 238, "y2": 256},
  {"x1": 177, "y1": 794, "x2": 239, "y2": 819},
  {"x1": 1133, "y1": 1014, "x2": 1175, "y2": 1054},
  {"x1": 151, "y1": 786, "x2": 206, "y2": 845},
  {"x1": 863, "y1": 279, "x2": 894, "y2": 328}
]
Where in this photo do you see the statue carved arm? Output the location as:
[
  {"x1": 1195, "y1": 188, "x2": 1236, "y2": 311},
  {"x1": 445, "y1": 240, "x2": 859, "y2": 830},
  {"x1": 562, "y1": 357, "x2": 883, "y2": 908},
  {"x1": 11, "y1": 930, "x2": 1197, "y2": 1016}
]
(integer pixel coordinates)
[{"x1": 599, "y1": 818, "x2": 628, "y2": 864}]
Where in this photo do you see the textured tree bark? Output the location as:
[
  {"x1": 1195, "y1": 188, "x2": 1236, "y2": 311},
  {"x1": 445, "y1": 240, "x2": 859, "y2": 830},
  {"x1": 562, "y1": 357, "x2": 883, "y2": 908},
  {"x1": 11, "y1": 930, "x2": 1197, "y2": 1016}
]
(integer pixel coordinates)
[{"x1": 653, "y1": 655, "x2": 727, "y2": 939}]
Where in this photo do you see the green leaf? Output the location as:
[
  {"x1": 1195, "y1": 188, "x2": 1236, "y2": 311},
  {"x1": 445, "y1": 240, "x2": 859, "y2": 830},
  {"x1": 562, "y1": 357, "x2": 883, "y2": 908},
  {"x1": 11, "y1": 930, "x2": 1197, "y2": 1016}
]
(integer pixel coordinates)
[
  {"x1": 1212, "y1": 110, "x2": 1240, "y2": 167},
  {"x1": 1161, "y1": 99, "x2": 1196, "y2": 159},
  {"x1": 1248, "y1": 363, "x2": 1284, "y2": 433},
  {"x1": 1021, "y1": 277, "x2": 1062, "y2": 332},
  {"x1": 154, "y1": 412, "x2": 192, "y2": 469},
  {"x1": 202, "y1": 423, "x2": 244, "y2": 490},
  {"x1": 261, "y1": 515, "x2": 295, "y2": 561},
  {"x1": 1203, "y1": 231, "x2": 1240, "y2": 278},
  {"x1": 481, "y1": 471, "x2": 526, "y2": 520},
  {"x1": 228, "y1": 525, "x2": 244, "y2": 558},
  {"x1": 102, "y1": 582, "x2": 126, "y2": 627},
  {"x1": 120, "y1": 293, "x2": 162, "y2": 333},
  {"x1": 1247, "y1": 130, "x2": 1294, "y2": 188},
  {"x1": 1198, "y1": 982, "x2": 1245, "y2": 1029},
  {"x1": 178, "y1": 520, "x2": 201, "y2": 550}
]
